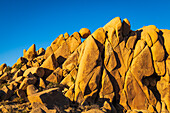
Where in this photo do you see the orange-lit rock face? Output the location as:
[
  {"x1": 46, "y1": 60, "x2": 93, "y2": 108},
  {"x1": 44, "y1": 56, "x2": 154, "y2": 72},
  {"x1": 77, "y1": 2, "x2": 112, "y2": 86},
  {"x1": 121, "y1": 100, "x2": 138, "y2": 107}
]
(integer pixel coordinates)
[
  {"x1": 0, "y1": 17, "x2": 170, "y2": 113},
  {"x1": 79, "y1": 28, "x2": 91, "y2": 39}
]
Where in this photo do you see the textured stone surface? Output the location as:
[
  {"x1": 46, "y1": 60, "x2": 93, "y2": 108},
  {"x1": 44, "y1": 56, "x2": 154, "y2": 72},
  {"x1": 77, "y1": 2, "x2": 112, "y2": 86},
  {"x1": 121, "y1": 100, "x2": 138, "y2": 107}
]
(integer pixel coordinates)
[
  {"x1": 60, "y1": 68, "x2": 77, "y2": 88},
  {"x1": 99, "y1": 68, "x2": 115, "y2": 103},
  {"x1": 126, "y1": 31, "x2": 137, "y2": 49},
  {"x1": 161, "y1": 29, "x2": 170, "y2": 55},
  {"x1": 104, "y1": 39, "x2": 117, "y2": 72},
  {"x1": 41, "y1": 54, "x2": 58, "y2": 70},
  {"x1": 51, "y1": 34, "x2": 65, "y2": 52},
  {"x1": 66, "y1": 32, "x2": 81, "y2": 53},
  {"x1": 44, "y1": 46, "x2": 53, "y2": 59},
  {"x1": 23, "y1": 67, "x2": 45, "y2": 77},
  {"x1": 19, "y1": 74, "x2": 37, "y2": 90},
  {"x1": 28, "y1": 88, "x2": 69, "y2": 108},
  {"x1": 131, "y1": 46, "x2": 154, "y2": 80},
  {"x1": 124, "y1": 71, "x2": 149, "y2": 110},
  {"x1": 37, "y1": 48, "x2": 45, "y2": 56},
  {"x1": 74, "y1": 36, "x2": 102, "y2": 104},
  {"x1": 151, "y1": 40, "x2": 165, "y2": 61},
  {"x1": 92, "y1": 27, "x2": 106, "y2": 52},
  {"x1": 141, "y1": 30, "x2": 153, "y2": 47},
  {"x1": 27, "y1": 85, "x2": 38, "y2": 96},
  {"x1": 133, "y1": 40, "x2": 146, "y2": 58},
  {"x1": 46, "y1": 67, "x2": 63, "y2": 84},
  {"x1": 143, "y1": 26, "x2": 158, "y2": 44},
  {"x1": 53, "y1": 41, "x2": 71, "y2": 65},
  {"x1": 24, "y1": 44, "x2": 37, "y2": 60},
  {"x1": 79, "y1": 28, "x2": 91, "y2": 39},
  {"x1": 1, "y1": 17, "x2": 170, "y2": 113},
  {"x1": 154, "y1": 61, "x2": 166, "y2": 76}
]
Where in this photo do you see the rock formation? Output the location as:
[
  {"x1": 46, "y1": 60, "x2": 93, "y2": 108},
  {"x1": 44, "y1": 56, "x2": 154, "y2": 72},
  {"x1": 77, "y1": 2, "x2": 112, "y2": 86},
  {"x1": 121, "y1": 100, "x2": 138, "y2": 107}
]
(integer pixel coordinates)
[{"x1": 0, "y1": 17, "x2": 169, "y2": 113}]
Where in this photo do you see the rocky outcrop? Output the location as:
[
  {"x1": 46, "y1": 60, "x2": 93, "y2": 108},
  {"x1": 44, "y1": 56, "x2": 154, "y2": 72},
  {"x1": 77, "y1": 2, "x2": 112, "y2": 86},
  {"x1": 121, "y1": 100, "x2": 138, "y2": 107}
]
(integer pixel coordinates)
[
  {"x1": 0, "y1": 17, "x2": 170, "y2": 113},
  {"x1": 24, "y1": 44, "x2": 37, "y2": 60}
]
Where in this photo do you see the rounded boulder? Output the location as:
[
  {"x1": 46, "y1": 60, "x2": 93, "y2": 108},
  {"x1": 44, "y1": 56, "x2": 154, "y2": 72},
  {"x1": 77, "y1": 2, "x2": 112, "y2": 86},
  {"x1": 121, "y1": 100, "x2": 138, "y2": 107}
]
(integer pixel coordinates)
[{"x1": 79, "y1": 28, "x2": 91, "y2": 39}]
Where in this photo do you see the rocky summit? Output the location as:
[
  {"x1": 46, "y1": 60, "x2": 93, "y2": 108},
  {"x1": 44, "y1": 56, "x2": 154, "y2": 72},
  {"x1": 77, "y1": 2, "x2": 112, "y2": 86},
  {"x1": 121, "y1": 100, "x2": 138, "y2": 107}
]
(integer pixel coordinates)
[{"x1": 0, "y1": 17, "x2": 169, "y2": 113}]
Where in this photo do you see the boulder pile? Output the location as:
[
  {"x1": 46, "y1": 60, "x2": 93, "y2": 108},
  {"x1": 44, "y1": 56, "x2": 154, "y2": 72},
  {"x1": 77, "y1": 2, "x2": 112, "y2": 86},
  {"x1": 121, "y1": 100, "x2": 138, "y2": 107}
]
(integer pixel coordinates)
[{"x1": 0, "y1": 17, "x2": 169, "y2": 113}]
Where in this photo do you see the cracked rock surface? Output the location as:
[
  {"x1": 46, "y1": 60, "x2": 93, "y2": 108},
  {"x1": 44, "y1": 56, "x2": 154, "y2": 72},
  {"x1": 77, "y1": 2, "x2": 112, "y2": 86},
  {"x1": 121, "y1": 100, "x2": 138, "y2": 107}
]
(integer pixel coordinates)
[{"x1": 0, "y1": 17, "x2": 169, "y2": 113}]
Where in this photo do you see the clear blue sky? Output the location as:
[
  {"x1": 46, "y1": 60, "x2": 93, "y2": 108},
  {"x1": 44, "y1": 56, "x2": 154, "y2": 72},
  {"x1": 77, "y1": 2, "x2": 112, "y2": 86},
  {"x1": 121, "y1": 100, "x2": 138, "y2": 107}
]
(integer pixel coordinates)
[{"x1": 0, "y1": 0, "x2": 170, "y2": 66}]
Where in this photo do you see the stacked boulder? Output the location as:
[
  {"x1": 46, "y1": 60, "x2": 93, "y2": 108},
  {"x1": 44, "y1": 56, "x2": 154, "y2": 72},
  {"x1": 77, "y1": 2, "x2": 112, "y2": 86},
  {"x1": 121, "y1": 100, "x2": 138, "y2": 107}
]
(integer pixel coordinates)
[{"x1": 0, "y1": 17, "x2": 169, "y2": 113}]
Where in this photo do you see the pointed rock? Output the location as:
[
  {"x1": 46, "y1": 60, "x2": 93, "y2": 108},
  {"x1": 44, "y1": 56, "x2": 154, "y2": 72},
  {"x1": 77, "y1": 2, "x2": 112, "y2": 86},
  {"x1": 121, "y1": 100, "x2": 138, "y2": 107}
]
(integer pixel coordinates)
[
  {"x1": 0, "y1": 71, "x2": 3, "y2": 76},
  {"x1": 92, "y1": 27, "x2": 106, "y2": 52},
  {"x1": 44, "y1": 46, "x2": 53, "y2": 59},
  {"x1": 65, "y1": 84, "x2": 75, "y2": 101},
  {"x1": 66, "y1": 32, "x2": 81, "y2": 53},
  {"x1": 23, "y1": 49, "x2": 27, "y2": 57},
  {"x1": 41, "y1": 54, "x2": 58, "y2": 70},
  {"x1": 60, "y1": 68, "x2": 77, "y2": 88},
  {"x1": 102, "y1": 101, "x2": 117, "y2": 113},
  {"x1": 39, "y1": 78, "x2": 46, "y2": 89},
  {"x1": 51, "y1": 34, "x2": 65, "y2": 52},
  {"x1": 53, "y1": 41, "x2": 71, "y2": 65},
  {"x1": 62, "y1": 44, "x2": 81, "y2": 73},
  {"x1": 24, "y1": 44, "x2": 36, "y2": 60},
  {"x1": 46, "y1": 67, "x2": 63, "y2": 84},
  {"x1": 122, "y1": 18, "x2": 131, "y2": 36},
  {"x1": 37, "y1": 48, "x2": 45, "y2": 56}
]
